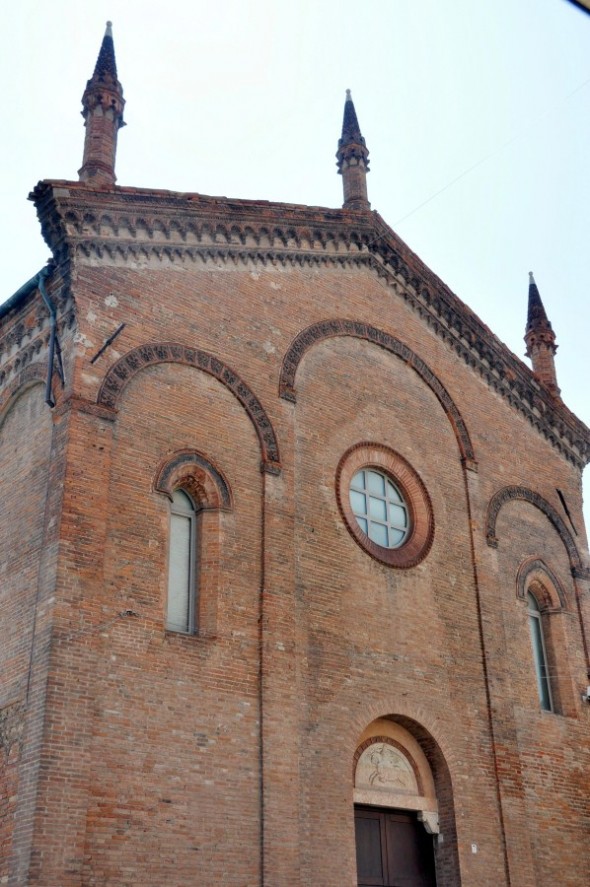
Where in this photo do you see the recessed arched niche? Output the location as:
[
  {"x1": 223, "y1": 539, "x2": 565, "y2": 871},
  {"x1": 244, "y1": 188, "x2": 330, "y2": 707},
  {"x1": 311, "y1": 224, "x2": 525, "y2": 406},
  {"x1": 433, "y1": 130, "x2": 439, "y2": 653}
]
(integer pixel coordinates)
[{"x1": 353, "y1": 719, "x2": 439, "y2": 835}]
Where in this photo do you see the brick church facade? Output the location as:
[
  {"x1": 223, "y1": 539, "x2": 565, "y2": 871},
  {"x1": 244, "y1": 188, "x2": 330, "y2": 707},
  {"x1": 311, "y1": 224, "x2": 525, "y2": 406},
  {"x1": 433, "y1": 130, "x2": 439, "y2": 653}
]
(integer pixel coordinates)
[{"x1": 2, "y1": 25, "x2": 590, "y2": 887}]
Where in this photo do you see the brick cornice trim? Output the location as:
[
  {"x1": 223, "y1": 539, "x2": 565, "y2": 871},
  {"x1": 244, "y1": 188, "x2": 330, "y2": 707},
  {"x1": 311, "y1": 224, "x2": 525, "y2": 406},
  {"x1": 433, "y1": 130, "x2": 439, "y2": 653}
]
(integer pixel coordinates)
[
  {"x1": 97, "y1": 342, "x2": 281, "y2": 474},
  {"x1": 280, "y1": 319, "x2": 476, "y2": 468},
  {"x1": 54, "y1": 395, "x2": 116, "y2": 421},
  {"x1": 31, "y1": 182, "x2": 590, "y2": 468},
  {"x1": 486, "y1": 485, "x2": 582, "y2": 573}
]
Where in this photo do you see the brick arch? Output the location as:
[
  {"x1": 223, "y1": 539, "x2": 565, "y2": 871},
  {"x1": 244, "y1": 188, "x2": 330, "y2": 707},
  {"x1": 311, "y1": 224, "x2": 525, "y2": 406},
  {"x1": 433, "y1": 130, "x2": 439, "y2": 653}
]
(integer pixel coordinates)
[
  {"x1": 352, "y1": 708, "x2": 461, "y2": 882},
  {"x1": 0, "y1": 363, "x2": 50, "y2": 427},
  {"x1": 348, "y1": 698, "x2": 460, "y2": 778},
  {"x1": 486, "y1": 485, "x2": 582, "y2": 573},
  {"x1": 154, "y1": 449, "x2": 233, "y2": 511},
  {"x1": 516, "y1": 557, "x2": 567, "y2": 609},
  {"x1": 279, "y1": 319, "x2": 475, "y2": 467},
  {"x1": 97, "y1": 342, "x2": 280, "y2": 474}
]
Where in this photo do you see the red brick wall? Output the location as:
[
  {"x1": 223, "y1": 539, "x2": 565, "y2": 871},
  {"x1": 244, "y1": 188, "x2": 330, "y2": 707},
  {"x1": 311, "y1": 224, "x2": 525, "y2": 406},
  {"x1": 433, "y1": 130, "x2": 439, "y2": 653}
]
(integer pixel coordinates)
[
  {"x1": 0, "y1": 384, "x2": 52, "y2": 882},
  {"x1": 2, "y1": 242, "x2": 589, "y2": 886}
]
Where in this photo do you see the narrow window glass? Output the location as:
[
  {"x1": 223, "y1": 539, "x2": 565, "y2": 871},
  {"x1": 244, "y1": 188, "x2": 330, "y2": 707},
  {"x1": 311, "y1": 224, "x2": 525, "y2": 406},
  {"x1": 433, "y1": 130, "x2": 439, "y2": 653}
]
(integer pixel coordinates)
[
  {"x1": 167, "y1": 489, "x2": 196, "y2": 633},
  {"x1": 527, "y1": 592, "x2": 552, "y2": 711}
]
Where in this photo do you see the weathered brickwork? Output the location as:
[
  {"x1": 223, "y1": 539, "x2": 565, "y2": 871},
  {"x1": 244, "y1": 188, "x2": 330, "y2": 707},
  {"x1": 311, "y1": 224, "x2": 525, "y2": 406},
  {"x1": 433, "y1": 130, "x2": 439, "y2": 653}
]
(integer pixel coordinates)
[{"x1": 2, "y1": 27, "x2": 590, "y2": 887}]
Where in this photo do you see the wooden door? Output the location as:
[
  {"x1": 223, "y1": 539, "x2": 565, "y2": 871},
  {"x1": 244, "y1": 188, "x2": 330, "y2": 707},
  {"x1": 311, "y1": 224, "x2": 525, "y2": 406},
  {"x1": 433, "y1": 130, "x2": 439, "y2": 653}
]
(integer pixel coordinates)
[{"x1": 355, "y1": 807, "x2": 436, "y2": 887}]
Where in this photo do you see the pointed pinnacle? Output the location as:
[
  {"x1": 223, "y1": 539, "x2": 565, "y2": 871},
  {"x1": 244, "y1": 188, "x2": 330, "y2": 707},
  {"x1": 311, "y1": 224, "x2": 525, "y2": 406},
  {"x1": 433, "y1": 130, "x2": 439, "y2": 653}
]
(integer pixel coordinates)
[
  {"x1": 339, "y1": 89, "x2": 365, "y2": 148},
  {"x1": 527, "y1": 271, "x2": 551, "y2": 332},
  {"x1": 92, "y1": 20, "x2": 118, "y2": 81}
]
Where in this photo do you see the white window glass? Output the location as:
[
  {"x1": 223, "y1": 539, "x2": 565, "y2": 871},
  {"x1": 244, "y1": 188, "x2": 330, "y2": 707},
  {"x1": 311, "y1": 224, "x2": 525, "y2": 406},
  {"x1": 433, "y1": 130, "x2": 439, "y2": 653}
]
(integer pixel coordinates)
[
  {"x1": 350, "y1": 489, "x2": 367, "y2": 515},
  {"x1": 349, "y1": 469, "x2": 410, "y2": 549},
  {"x1": 352, "y1": 470, "x2": 366, "y2": 488},
  {"x1": 369, "y1": 496, "x2": 387, "y2": 521},
  {"x1": 367, "y1": 471, "x2": 385, "y2": 496},
  {"x1": 527, "y1": 592, "x2": 552, "y2": 712},
  {"x1": 167, "y1": 490, "x2": 197, "y2": 633},
  {"x1": 386, "y1": 480, "x2": 403, "y2": 503},
  {"x1": 371, "y1": 522, "x2": 388, "y2": 547},
  {"x1": 389, "y1": 528, "x2": 406, "y2": 547},
  {"x1": 388, "y1": 503, "x2": 407, "y2": 528}
]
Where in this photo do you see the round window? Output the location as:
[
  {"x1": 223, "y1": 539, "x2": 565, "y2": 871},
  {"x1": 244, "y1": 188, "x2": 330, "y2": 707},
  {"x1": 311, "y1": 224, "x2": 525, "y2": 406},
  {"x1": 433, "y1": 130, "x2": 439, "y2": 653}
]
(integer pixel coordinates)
[
  {"x1": 349, "y1": 469, "x2": 410, "y2": 549},
  {"x1": 336, "y1": 443, "x2": 434, "y2": 568}
]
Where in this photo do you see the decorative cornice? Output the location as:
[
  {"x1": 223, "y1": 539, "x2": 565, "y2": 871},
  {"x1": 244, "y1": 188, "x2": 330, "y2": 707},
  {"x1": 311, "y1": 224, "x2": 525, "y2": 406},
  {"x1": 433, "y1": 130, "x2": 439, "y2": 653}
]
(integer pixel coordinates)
[
  {"x1": 29, "y1": 181, "x2": 590, "y2": 468},
  {"x1": 0, "y1": 308, "x2": 75, "y2": 396},
  {"x1": 54, "y1": 395, "x2": 116, "y2": 422},
  {"x1": 0, "y1": 262, "x2": 74, "y2": 398}
]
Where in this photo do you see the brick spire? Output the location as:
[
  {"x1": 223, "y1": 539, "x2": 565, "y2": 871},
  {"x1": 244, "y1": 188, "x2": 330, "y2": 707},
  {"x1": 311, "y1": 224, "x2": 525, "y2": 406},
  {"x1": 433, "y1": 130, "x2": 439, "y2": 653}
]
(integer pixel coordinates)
[
  {"x1": 78, "y1": 22, "x2": 125, "y2": 187},
  {"x1": 524, "y1": 272, "x2": 560, "y2": 396},
  {"x1": 336, "y1": 90, "x2": 370, "y2": 211}
]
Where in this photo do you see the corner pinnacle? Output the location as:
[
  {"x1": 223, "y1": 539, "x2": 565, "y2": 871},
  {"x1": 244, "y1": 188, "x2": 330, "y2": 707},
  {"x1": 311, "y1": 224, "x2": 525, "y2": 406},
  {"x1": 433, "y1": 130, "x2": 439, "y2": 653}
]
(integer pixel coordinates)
[
  {"x1": 92, "y1": 20, "x2": 118, "y2": 81},
  {"x1": 526, "y1": 270, "x2": 551, "y2": 333},
  {"x1": 336, "y1": 90, "x2": 370, "y2": 210},
  {"x1": 78, "y1": 22, "x2": 125, "y2": 186},
  {"x1": 524, "y1": 272, "x2": 560, "y2": 396},
  {"x1": 339, "y1": 89, "x2": 366, "y2": 151}
]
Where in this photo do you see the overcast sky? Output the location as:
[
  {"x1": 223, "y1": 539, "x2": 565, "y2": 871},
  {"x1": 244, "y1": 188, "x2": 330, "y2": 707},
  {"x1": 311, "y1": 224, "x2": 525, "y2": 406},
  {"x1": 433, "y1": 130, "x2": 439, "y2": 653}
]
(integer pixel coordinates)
[{"x1": 2, "y1": 0, "x2": 589, "y2": 524}]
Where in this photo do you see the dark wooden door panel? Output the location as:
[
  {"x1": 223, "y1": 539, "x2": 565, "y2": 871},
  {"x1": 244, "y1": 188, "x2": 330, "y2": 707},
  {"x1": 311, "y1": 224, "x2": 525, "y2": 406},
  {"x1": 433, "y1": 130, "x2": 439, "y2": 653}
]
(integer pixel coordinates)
[
  {"x1": 385, "y1": 812, "x2": 436, "y2": 887},
  {"x1": 355, "y1": 807, "x2": 436, "y2": 887},
  {"x1": 355, "y1": 809, "x2": 386, "y2": 885}
]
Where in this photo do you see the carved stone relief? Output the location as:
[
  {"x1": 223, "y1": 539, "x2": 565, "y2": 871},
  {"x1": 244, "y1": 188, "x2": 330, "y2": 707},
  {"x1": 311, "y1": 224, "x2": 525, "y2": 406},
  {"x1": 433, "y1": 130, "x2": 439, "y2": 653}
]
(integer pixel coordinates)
[{"x1": 355, "y1": 740, "x2": 419, "y2": 795}]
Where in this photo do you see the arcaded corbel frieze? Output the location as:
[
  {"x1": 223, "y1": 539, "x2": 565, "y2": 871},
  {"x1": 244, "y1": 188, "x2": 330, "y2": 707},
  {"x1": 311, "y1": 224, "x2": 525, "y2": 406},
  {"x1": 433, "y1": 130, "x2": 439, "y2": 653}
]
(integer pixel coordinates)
[{"x1": 0, "y1": 301, "x2": 75, "y2": 396}]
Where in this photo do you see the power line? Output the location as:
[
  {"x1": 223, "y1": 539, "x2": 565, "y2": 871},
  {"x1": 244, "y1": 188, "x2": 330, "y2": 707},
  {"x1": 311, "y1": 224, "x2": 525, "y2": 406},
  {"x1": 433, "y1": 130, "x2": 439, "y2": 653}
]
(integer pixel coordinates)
[{"x1": 393, "y1": 73, "x2": 590, "y2": 228}]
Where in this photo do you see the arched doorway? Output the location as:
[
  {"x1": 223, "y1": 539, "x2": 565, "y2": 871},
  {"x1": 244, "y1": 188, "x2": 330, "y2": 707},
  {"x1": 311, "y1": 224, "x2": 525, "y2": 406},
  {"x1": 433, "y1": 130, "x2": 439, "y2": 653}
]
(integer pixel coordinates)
[{"x1": 353, "y1": 720, "x2": 440, "y2": 887}]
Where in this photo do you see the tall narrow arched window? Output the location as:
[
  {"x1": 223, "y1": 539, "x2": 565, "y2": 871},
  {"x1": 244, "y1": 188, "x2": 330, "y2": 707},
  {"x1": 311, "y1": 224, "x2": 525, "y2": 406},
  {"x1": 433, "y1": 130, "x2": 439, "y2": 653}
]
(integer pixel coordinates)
[
  {"x1": 527, "y1": 591, "x2": 552, "y2": 712},
  {"x1": 167, "y1": 489, "x2": 198, "y2": 633},
  {"x1": 156, "y1": 449, "x2": 233, "y2": 639}
]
